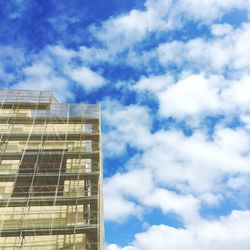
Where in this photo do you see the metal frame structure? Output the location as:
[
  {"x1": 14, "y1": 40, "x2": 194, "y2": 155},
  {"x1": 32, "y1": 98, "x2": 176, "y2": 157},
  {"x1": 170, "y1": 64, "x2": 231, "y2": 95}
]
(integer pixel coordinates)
[{"x1": 0, "y1": 90, "x2": 103, "y2": 249}]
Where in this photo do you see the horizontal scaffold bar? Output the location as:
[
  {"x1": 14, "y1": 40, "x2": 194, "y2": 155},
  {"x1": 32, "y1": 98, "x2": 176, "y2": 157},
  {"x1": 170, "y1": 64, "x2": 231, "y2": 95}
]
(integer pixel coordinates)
[
  {"x1": 0, "y1": 102, "x2": 51, "y2": 109},
  {"x1": 0, "y1": 195, "x2": 98, "y2": 207},
  {"x1": 0, "y1": 171, "x2": 99, "y2": 181},
  {"x1": 0, "y1": 151, "x2": 100, "y2": 160},
  {"x1": 0, "y1": 133, "x2": 99, "y2": 141},
  {"x1": 0, "y1": 224, "x2": 98, "y2": 237},
  {"x1": 0, "y1": 117, "x2": 100, "y2": 124}
]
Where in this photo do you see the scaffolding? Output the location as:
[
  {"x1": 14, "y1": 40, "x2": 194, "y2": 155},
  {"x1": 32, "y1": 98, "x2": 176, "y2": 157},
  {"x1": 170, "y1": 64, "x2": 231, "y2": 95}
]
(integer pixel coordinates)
[{"x1": 0, "y1": 90, "x2": 103, "y2": 250}]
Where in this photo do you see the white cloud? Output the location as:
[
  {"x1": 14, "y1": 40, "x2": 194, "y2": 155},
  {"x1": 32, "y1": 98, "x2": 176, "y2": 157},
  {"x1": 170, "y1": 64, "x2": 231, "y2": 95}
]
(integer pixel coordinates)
[
  {"x1": 104, "y1": 168, "x2": 201, "y2": 223},
  {"x1": 199, "y1": 192, "x2": 222, "y2": 206},
  {"x1": 222, "y1": 75, "x2": 250, "y2": 111},
  {"x1": 142, "y1": 128, "x2": 250, "y2": 193},
  {"x1": 104, "y1": 169, "x2": 152, "y2": 221},
  {"x1": 103, "y1": 122, "x2": 250, "y2": 223},
  {"x1": 108, "y1": 210, "x2": 250, "y2": 250},
  {"x1": 212, "y1": 23, "x2": 234, "y2": 36},
  {"x1": 143, "y1": 188, "x2": 200, "y2": 224},
  {"x1": 227, "y1": 175, "x2": 250, "y2": 190},
  {"x1": 67, "y1": 66, "x2": 106, "y2": 92},
  {"x1": 104, "y1": 194, "x2": 142, "y2": 222},
  {"x1": 47, "y1": 44, "x2": 113, "y2": 67},
  {"x1": 78, "y1": 46, "x2": 112, "y2": 65},
  {"x1": 102, "y1": 97, "x2": 250, "y2": 223},
  {"x1": 14, "y1": 61, "x2": 73, "y2": 101},
  {"x1": 92, "y1": 0, "x2": 250, "y2": 53},
  {"x1": 174, "y1": 0, "x2": 249, "y2": 23},
  {"x1": 241, "y1": 115, "x2": 250, "y2": 131},
  {"x1": 130, "y1": 25, "x2": 250, "y2": 121},
  {"x1": 91, "y1": 6, "x2": 168, "y2": 52},
  {"x1": 132, "y1": 72, "x2": 250, "y2": 120},
  {"x1": 104, "y1": 169, "x2": 154, "y2": 200},
  {"x1": 158, "y1": 74, "x2": 220, "y2": 118},
  {"x1": 214, "y1": 127, "x2": 250, "y2": 155},
  {"x1": 10, "y1": 45, "x2": 107, "y2": 100},
  {"x1": 47, "y1": 45, "x2": 76, "y2": 61},
  {"x1": 157, "y1": 23, "x2": 250, "y2": 73},
  {"x1": 47, "y1": 45, "x2": 107, "y2": 92},
  {"x1": 105, "y1": 244, "x2": 136, "y2": 250},
  {"x1": 102, "y1": 99, "x2": 152, "y2": 156},
  {"x1": 133, "y1": 74, "x2": 174, "y2": 94},
  {"x1": 23, "y1": 62, "x2": 51, "y2": 77}
]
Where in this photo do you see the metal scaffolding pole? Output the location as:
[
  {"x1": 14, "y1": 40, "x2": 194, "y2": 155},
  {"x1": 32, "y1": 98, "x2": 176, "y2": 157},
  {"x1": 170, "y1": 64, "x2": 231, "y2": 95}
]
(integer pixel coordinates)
[{"x1": 0, "y1": 90, "x2": 103, "y2": 250}]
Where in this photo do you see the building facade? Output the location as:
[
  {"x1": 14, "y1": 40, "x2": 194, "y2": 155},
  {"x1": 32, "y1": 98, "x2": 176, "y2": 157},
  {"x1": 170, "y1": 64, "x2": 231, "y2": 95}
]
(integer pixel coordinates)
[{"x1": 0, "y1": 90, "x2": 103, "y2": 249}]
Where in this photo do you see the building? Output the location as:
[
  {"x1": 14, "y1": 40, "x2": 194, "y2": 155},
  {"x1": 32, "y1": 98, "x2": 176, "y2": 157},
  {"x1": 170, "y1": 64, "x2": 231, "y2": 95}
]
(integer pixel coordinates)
[{"x1": 0, "y1": 90, "x2": 103, "y2": 249}]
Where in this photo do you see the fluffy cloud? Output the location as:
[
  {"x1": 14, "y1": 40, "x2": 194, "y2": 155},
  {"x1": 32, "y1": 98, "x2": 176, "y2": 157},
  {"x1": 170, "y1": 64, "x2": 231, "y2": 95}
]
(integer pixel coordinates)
[
  {"x1": 92, "y1": 0, "x2": 250, "y2": 52},
  {"x1": 95, "y1": 8, "x2": 250, "y2": 245},
  {"x1": 14, "y1": 61, "x2": 73, "y2": 101},
  {"x1": 103, "y1": 102, "x2": 250, "y2": 224},
  {"x1": 158, "y1": 74, "x2": 220, "y2": 118},
  {"x1": 103, "y1": 107, "x2": 250, "y2": 222},
  {"x1": 106, "y1": 244, "x2": 135, "y2": 250},
  {"x1": 47, "y1": 45, "x2": 113, "y2": 68},
  {"x1": 104, "y1": 168, "x2": 200, "y2": 223},
  {"x1": 222, "y1": 75, "x2": 250, "y2": 111},
  {"x1": 104, "y1": 194, "x2": 142, "y2": 222},
  {"x1": 10, "y1": 45, "x2": 107, "y2": 100},
  {"x1": 91, "y1": 3, "x2": 170, "y2": 52},
  {"x1": 104, "y1": 169, "x2": 152, "y2": 221},
  {"x1": 133, "y1": 74, "x2": 174, "y2": 93},
  {"x1": 140, "y1": 128, "x2": 250, "y2": 193},
  {"x1": 211, "y1": 23, "x2": 234, "y2": 36},
  {"x1": 107, "y1": 210, "x2": 250, "y2": 250},
  {"x1": 157, "y1": 23, "x2": 250, "y2": 73},
  {"x1": 173, "y1": 0, "x2": 249, "y2": 23},
  {"x1": 133, "y1": 72, "x2": 250, "y2": 120},
  {"x1": 47, "y1": 45, "x2": 107, "y2": 92},
  {"x1": 67, "y1": 66, "x2": 105, "y2": 91},
  {"x1": 102, "y1": 99, "x2": 152, "y2": 156}
]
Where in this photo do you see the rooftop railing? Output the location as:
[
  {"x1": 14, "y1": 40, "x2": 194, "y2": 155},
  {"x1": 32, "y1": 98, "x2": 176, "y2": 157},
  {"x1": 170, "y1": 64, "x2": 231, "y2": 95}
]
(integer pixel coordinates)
[
  {"x1": 0, "y1": 89, "x2": 59, "y2": 104},
  {"x1": 32, "y1": 103, "x2": 100, "y2": 119},
  {"x1": 0, "y1": 90, "x2": 100, "y2": 119}
]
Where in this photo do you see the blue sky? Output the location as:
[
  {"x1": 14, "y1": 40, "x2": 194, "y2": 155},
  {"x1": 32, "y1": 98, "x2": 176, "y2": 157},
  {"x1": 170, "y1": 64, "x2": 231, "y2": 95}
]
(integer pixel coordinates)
[{"x1": 1, "y1": 0, "x2": 250, "y2": 249}]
